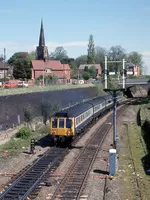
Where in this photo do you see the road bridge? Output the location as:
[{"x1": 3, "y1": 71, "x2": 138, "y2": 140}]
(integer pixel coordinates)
[
  {"x1": 117, "y1": 78, "x2": 150, "y2": 87},
  {"x1": 114, "y1": 78, "x2": 150, "y2": 97}
]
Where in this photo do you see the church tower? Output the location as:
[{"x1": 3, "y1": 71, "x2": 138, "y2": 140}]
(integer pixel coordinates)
[{"x1": 36, "y1": 19, "x2": 48, "y2": 60}]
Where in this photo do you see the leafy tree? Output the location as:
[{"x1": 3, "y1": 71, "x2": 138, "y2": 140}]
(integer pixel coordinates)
[
  {"x1": 27, "y1": 51, "x2": 36, "y2": 61},
  {"x1": 49, "y1": 46, "x2": 68, "y2": 60},
  {"x1": 8, "y1": 52, "x2": 29, "y2": 65},
  {"x1": 127, "y1": 51, "x2": 143, "y2": 73},
  {"x1": 8, "y1": 52, "x2": 32, "y2": 79},
  {"x1": 84, "y1": 66, "x2": 89, "y2": 72},
  {"x1": 61, "y1": 58, "x2": 74, "y2": 64},
  {"x1": 108, "y1": 46, "x2": 126, "y2": 75},
  {"x1": 89, "y1": 66, "x2": 97, "y2": 78},
  {"x1": 75, "y1": 55, "x2": 87, "y2": 67},
  {"x1": 13, "y1": 59, "x2": 31, "y2": 79},
  {"x1": 87, "y1": 34, "x2": 95, "y2": 64},
  {"x1": 82, "y1": 72, "x2": 91, "y2": 80},
  {"x1": 83, "y1": 66, "x2": 97, "y2": 78},
  {"x1": 95, "y1": 46, "x2": 107, "y2": 69},
  {"x1": 41, "y1": 100, "x2": 59, "y2": 124},
  {"x1": 69, "y1": 61, "x2": 78, "y2": 78}
]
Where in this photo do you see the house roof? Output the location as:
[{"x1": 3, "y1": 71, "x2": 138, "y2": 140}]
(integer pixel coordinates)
[
  {"x1": 79, "y1": 64, "x2": 101, "y2": 70},
  {"x1": 32, "y1": 60, "x2": 70, "y2": 70}
]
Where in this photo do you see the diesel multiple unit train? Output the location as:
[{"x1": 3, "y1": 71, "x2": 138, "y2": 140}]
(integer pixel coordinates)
[{"x1": 50, "y1": 95, "x2": 122, "y2": 144}]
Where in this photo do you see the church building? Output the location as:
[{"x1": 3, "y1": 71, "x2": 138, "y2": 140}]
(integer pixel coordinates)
[{"x1": 31, "y1": 20, "x2": 71, "y2": 83}]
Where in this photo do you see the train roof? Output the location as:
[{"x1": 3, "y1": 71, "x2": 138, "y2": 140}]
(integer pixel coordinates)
[
  {"x1": 54, "y1": 102, "x2": 93, "y2": 117},
  {"x1": 53, "y1": 94, "x2": 114, "y2": 118},
  {"x1": 88, "y1": 96, "x2": 106, "y2": 106}
]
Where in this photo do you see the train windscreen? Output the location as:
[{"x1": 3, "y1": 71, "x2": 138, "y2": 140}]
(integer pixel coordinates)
[
  {"x1": 59, "y1": 119, "x2": 64, "y2": 128},
  {"x1": 52, "y1": 119, "x2": 57, "y2": 128},
  {"x1": 66, "y1": 119, "x2": 72, "y2": 128}
]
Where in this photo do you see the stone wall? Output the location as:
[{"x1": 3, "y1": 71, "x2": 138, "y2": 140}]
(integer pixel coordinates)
[{"x1": 0, "y1": 87, "x2": 97, "y2": 131}]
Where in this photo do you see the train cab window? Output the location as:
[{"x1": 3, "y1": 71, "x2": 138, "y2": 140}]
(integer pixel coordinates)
[
  {"x1": 66, "y1": 119, "x2": 72, "y2": 128},
  {"x1": 59, "y1": 119, "x2": 64, "y2": 128},
  {"x1": 52, "y1": 119, "x2": 57, "y2": 128}
]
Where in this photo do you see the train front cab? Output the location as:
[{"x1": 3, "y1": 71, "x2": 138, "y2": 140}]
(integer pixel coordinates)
[{"x1": 50, "y1": 117, "x2": 75, "y2": 142}]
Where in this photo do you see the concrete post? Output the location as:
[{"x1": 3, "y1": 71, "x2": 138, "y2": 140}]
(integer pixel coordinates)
[{"x1": 109, "y1": 149, "x2": 116, "y2": 176}]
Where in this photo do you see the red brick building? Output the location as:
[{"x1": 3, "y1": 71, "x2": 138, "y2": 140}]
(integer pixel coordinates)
[
  {"x1": 31, "y1": 19, "x2": 71, "y2": 83},
  {"x1": 127, "y1": 63, "x2": 140, "y2": 76},
  {"x1": 31, "y1": 60, "x2": 70, "y2": 82}
]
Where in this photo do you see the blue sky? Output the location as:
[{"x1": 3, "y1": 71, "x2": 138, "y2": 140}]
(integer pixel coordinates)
[{"x1": 0, "y1": 0, "x2": 150, "y2": 72}]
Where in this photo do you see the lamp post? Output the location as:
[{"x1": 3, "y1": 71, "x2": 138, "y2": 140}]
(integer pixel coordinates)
[{"x1": 43, "y1": 69, "x2": 45, "y2": 87}]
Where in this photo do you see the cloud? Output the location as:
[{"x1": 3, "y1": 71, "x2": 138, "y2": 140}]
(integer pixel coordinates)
[
  {"x1": 47, "y1": 41, "x2": 88, "y2": 47},
  {"x1": 0, "y1": 40, "x2": 88, "y2": 59},
  {"x1": 30, "y1": 41, "x2": 88, "y2": 50}
]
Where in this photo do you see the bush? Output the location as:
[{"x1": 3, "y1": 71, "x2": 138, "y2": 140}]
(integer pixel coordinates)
[
  {"x1": 41, "y1": 100, "x2": 59, "y2": 124},
  {"x1": 16, "y1": 126, "x2": 31, "y2": 139},
  {"x1": 23, "y1": 105, "x2": 34, "y2": 123}
]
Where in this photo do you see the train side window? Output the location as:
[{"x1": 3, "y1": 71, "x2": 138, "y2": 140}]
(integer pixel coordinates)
[
  {"x1": 52, "y1": 119, "x2": 57, "y2": 128},
  {"x1": 59, "y1": 119, "x2": 64, "y2": 128},
  {"x1": 66, "y1": 119, "x2": 72, "y2": 128}
]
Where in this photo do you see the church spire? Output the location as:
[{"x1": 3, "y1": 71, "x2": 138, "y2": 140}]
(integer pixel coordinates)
[
  {"x1": 36, "y1": 19, "x2": 48, "y2": 60},
  {"x1": 39, "y1": 18, "x2": 45, "y2": 46}
]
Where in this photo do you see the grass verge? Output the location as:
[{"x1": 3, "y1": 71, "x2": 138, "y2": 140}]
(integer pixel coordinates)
[
  {"x1": 0, "y1": 125, "x2": 49, "y2": 159},
  {"x1": 0, "y1": 84, "x2": 94, "y2": 96},
  {"x1": 119, "y1": 123, "x2": 150, "y2": 199}
]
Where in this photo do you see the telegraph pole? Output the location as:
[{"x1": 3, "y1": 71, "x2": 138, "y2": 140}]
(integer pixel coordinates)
[{"x1": 3, "y1": 48, "x2": 6, "y2": 83}]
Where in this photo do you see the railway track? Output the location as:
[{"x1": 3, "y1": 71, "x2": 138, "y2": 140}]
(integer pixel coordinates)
[
  {"x1": 0, "y1": 98, "x2": 140, "y2": 200},
  {"x1": 0, "y1": 147, "x2": 69, "y2": 200},
  {"x1": 49, "y1": 105, "x2": 128, "y2": 200}
]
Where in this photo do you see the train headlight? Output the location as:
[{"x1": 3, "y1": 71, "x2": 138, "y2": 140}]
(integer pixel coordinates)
[{"x1": 67, "y1": 130, "x2": 70, "y2": 135}]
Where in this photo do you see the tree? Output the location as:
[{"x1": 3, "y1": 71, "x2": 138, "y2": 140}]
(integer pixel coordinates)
[
  {"x1": 88, "y1": 66, "x2": 97, "y2": 78},
  {"x1": 75, "y1": 55, "x2": 87, "y2": 67},
  {"x1": 49, "y1": 46, "x2": 68, "y2": 61},
  {"x1": 41, "y1": 100, "x2": 59, "y2": 125},
  {"x1": 87, "y1": 34, "x2": 95, "y2": 64},
  {"x1": 13, "y1": 60, "x2": 31, "y2": 79},
  {"x1": 27, "y1": 51, "x2": 36, "y2": 61},
  {"x1": 8, "y1": 52, "x2": 32, "y2": 79},
  {"x1": 83, "y1": 66, "x2": 97, "y2": 78},
  {"x1": 127, "y1": 51, "x2": 143, "y2": 67},
  {"x1": 8, "y1": 52, "x2": 29, "y2": 65},
  {"x1": 95, "y1": 46, "x2": 107, "y2": 69},
  {"x1": 69, "y1": 61, "x2": 78, "y2": 78},
  {"x1": 82, "y1": 71, "x2": 91, "y2": 80},
  {"x1": 107, "y1": 46, "x2": 126, "y2": 75}
]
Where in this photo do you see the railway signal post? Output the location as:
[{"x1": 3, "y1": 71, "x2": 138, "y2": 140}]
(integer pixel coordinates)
[
  {"x1": 104, "y1": 56, "x2": 126, "y2": 148},
  {"x1": 104, "y1": 88, "x2": 125, "y2": 148}
]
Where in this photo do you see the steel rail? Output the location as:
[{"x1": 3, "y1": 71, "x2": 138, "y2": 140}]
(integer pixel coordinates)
[{"x1": 50, "y1": 105, "x2": 127, "y2": 200}]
